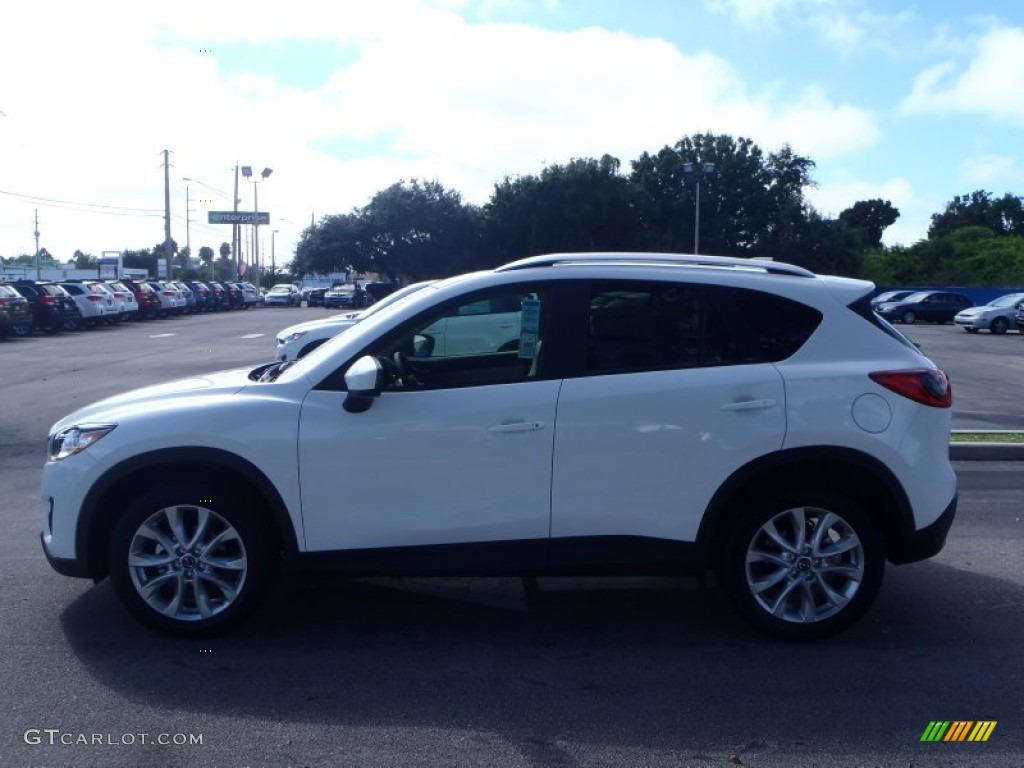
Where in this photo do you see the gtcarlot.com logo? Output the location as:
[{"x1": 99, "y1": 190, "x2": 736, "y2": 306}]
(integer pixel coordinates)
[
  {"x1": 24, "y1": 728, "x2": 203, "y2": 746},
  {"x1": 921, "y1": 721, "x2": 997, "y2": 742}
]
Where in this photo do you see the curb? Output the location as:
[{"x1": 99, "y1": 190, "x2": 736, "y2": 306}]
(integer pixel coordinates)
[{"x1": 949, "y1": 442, "x2": 1024, "y2": 461}]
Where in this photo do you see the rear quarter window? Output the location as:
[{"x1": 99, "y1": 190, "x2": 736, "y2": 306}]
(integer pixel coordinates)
[{"x1": 716, "y1": 286, "x2": 823, "y2": 362}]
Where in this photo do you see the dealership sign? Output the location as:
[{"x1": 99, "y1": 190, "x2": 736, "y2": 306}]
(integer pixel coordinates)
[{"x1": 208, "y1": 211, "x2": 270, "y2": 225}]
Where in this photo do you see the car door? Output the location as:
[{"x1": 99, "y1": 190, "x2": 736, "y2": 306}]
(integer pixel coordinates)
[
  {"x1": 549, "y1": 280, "x2": 790, "y2": 565},
  {"x1": 297, "y1": 283, "x2": 559, "y2": 567}
]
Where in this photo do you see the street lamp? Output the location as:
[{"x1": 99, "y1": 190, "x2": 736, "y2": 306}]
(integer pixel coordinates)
[
  {"x1": 271, "y1": 229, "x2": 279, "y2": 278},
  {"x1": 241, "y1": 166, "x2": 272, "y2": 283},
  {"x1": 682, "y1": 162, "x2": 716, "y2": 255}
]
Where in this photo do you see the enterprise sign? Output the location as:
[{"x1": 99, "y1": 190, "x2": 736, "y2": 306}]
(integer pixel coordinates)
[{"x1": 208, "y1": 211, "x2": 270, "y2": 225}]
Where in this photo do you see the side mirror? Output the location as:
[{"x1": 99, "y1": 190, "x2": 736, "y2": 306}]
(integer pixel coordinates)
[{"x1": 343, "y1": 355, "x2": 384, "y2": 413}]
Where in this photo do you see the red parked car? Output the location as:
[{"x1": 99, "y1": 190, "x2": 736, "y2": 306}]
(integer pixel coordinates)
[{"x1": 118, "y1": 278, "x2": 162, "y2": 320}]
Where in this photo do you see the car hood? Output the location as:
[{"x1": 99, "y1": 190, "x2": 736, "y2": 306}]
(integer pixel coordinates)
[
  {"x1": 279, "y1": 316, "x2": 360, "y2": 337},
  {"x1": 49, "y1": 367, "x2": 255, "y2": 432}
]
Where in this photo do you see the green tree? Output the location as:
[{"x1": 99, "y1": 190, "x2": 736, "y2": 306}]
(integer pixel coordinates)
[
  {"x1": 483, "y1": 154, "x2": 639, "y2": 263},
  {"x1": 629, "y1": 134, "x2": 817, "y2": 260},
  {"x1": 929, "y1": 191, "x2": 1024, "y2": 238},
  {"x1": 839, "y1": 200, "x2": 900, "y2": 249},
  {"x1": 73, "y1": 250, "x2": 97, "y2": 269},
  {"x1": 198, "y1": 246, "x2": 215, "y2": 278}
]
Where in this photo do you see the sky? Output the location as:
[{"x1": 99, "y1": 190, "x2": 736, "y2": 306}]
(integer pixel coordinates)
[{"x1": 1, "y1": 0, "x2": 1022, "y2": 271}]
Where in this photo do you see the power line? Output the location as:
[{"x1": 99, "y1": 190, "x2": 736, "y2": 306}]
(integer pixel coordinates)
[{"x1": 0, "y1": 188, "x2": 164, "y2": 215}]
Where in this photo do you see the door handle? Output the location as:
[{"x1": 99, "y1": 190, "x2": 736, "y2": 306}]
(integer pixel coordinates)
[
  {"x1": 720, "y1": 399, "x2": 777, "y2": 412},
  {"x1": 488, "y1": 421, "x2": 545, "y2": 433}
]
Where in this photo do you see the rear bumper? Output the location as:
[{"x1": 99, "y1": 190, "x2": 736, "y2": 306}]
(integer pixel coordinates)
[{"x1": 890, "y1": 493, "x2": 957, "y2": 565}]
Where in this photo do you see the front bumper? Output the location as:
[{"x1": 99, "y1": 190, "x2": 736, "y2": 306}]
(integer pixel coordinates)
[{"x1": 41, "y1": 532, "x2": 90, "y2": 578}]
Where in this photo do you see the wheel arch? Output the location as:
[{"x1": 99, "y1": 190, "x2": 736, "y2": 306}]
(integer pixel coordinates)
[
  {"x1": 696, "y1": 447, "x2": 915, "y2": 568},
  {"x1": 76, "y1": 447, "x2": 299, "y2": 580}
]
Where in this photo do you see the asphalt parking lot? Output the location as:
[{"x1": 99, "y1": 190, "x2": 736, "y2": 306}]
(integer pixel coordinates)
[{"x1": 1, "y1": 310, "x2": 1022, "y2": 767}]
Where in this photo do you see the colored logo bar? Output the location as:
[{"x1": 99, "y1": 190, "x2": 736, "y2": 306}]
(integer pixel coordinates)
[{"x1": 921, "y1": 721, "x2": 997, "y2": 742}]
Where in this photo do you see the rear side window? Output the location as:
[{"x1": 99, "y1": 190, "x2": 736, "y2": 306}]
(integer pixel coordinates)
[
  {"x1": 586, "y1": 282, "x2": 740, "y2": 372},
  {"x1": 719, "y1": 287, "x2": 823, "y2": 362}
]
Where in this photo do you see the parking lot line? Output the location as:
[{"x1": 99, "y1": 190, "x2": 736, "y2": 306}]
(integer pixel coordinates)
[
  {"x1": 148, "y1": 333, "x2": 175, "y2": 338},
  {"x1": 240, "y1": 333, "x2": 265, "y2": 339}
]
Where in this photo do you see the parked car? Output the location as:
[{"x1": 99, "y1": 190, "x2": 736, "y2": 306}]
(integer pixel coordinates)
[
  {"x1": 9, "y1": 280, "x2": 80, "y2": 333},
  {"x1": 0, "y1": 284, "x2": 32, "y2": 337},
  {"x1": 303, "y1": 287, "x2": 327, "y2": 307},
  {"x1": 119, "y1": 278, "x2": 161, "y2": 320},
  {"x1": 276, "y1": 281, "x2": 435, "y2": 360},
  {"x1": 171, "y1": 281, "x2": 196, "y2": 313},
  {"x1": 58, "y1": 281, "x2": 115, "y2": 328},
  {"x1": 265, "y1": 284, "x2": 302, "y2": 307},
  {"x1": 42, "y1": 252, "x2": 956, "y2": 641},
  {"x1": 870, "y1": 290, "x2": 915, "y2": 309},
  {"x1": 221, "y1": 281, "x2": 244, "y2": 309},
  {"x1": 874, "y1": 290, "x2": 972, "y2": 324},
  {"x1": 104, "y1": 280, "x2": 139, "y2": 322},
  {"x1": 184, "y1": 281, "x2": 213, "y2": 312},
  {"x1": 324, "y1": 282, "x2": 369, "y2": 309},
  {"x1": 146, "y1": 281, "x2": 184, "y2": 318},
  {"x1": 204, "y1": 281, "x2": 230, "y2": 311},
  {"x1": 954, "y1": 293, "x2": 1024, "y2": 334},
  {"x1": 236, "y1": 282, "x2": 260, "y2": 308}
]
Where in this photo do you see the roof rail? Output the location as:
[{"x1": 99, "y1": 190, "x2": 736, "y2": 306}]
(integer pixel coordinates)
[{"x1": 495, "y1": 252, "x2": 815, "y2": 278}]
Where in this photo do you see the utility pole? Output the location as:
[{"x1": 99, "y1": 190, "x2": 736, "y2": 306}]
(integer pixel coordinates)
[
  {"x1": 233, "y1": 164, "x2": 240, "y2": 279},
  {"x1": 184, "y1": 185, "x2": 192, "y2": 255},
  {"x1": 34, "y1": 209, "x2": 40, "y2": 279},
  {"x1": 162, "y1": 149, "x2": 173, "y2": 280}
]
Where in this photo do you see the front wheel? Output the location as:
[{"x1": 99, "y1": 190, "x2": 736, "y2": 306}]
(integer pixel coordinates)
[
  {"x1": 901, "y1": 310, "x2": 916, "y2": 325},
  {"x1": 718, "y1": 492, "x2": 884, "y2": 640},
  {"x1": 109, "y1": 483, "x2": 278, "y2": 636}
]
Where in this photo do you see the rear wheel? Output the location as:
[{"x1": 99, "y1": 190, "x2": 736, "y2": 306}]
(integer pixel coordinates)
[
  {"x1": 718, "y1": 491, "x2": 884, "y2": 640},
  {"x1": 109, "y1": 483, "x2": 279, "y2": 636},
  {"x1": 991, "y1": 317, "x2": 1009, "y2": 334}
]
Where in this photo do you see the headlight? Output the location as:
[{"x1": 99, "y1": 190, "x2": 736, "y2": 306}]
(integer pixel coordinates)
[
  {"x1": 282, "y1": 331, "x2": 307, "y2": 343},
  {"x1": 48, "y1": 425, "x2": 116, "y2": 462}
]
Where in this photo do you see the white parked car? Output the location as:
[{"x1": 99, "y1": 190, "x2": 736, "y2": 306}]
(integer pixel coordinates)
[
  {"x1": 41, "y1": 253, "x2": 957, "y2": 640},
  {"x1": 146, "y1": 281, "x2": 184, "y2": 317},
  {"x1": 105, "y1": 280, "x2": 139, "y2": 322},
  {"x1": 953, "y1": 293, "x2": 1024, "y2": 334},
  {"x1": 276, "y1": 281, "x2": 434, "y2": 361},
  {"x1": 264, "y1": 284, "x2": 302, "y2": 307},
  {"x1": 58, "y1": 281, "x2": 113, "y2": 328}
]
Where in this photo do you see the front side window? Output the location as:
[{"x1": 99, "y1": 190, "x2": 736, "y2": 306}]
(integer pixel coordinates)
[{"x1": 368, "y1": 287, "x2": 547, "y2": 390}]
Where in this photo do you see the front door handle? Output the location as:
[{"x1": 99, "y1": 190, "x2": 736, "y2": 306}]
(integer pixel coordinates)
[
  {"x1": 720, "y1": 399, "x2": 777, "y2": 412},
  {"x1": 488, "y1": 421, "x2": 545, "y2": 433}
]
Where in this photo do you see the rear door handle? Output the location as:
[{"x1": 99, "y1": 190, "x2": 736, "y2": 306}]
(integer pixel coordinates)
[
  {"x1": 488, "y1": 421, "x2": 545, "y2": 433},
  {"x1": 720, "y1": 399, "x2": 777, "y2": 412}
]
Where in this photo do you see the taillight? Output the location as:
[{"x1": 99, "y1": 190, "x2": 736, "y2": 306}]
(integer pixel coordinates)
[
  {"x1": 41, "y1": 295, "x2": 56, "y2": 304},
  {"x1": 163, "y1": 291, "x2": 175, "y2": 296},
  {"x1": 113, "y1": 292, "x2": 124, "y2": 298},
  {"x1": 86, "y1": 295, "x2": 102, "y2": 302},
  {"x1": 0, "y1": 298, "x2": 8, "y2": 307},
  {"x1": 869, "y1": 369, "x2": 952, "y2": 408}
]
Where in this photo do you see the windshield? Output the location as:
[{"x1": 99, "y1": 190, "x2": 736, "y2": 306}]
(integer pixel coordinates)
[
  {"x1": 987, "y1": 294, "x2": 1024, "y2": 307},
  {"x1": 903, "y1": 292, "x2": 931, "y2": 303}
]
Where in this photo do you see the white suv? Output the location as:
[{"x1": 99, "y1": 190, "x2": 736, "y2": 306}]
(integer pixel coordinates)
[{"x1": 41, "y1": 253, "x2": 957, "y2": 639}]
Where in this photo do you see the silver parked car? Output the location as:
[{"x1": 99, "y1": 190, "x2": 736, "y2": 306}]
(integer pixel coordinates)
[{"x1": 954, "y1": 293, "x2": 1024, "y2": 334}]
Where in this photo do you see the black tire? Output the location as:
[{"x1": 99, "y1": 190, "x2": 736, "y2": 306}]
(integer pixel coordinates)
[
  {"x1": 901, "y1": 310, "x2": 915, "y2": 325},
  {"x1": 991, "y1": 317, "x2": 1008, "y2": 335},
  {"x1": 109, "y1": 482, "x2": 279, "y2": 636},
  {"x1": 63, "y1": 315, "x2": 82, "y2": 332},
  {"x1": 718, "y1": 490, "x2": 884, "y2": 641},
  {"x1": 964, "y1": 327, "x2": 978, "y2": 333},
  {"x1": 10, "y1": 323, "x2": 31, "y2": 337}
]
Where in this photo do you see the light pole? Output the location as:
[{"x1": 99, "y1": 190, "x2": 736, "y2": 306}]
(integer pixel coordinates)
[
  {"x1": 683, "y1": 162, "x2": 716, "y2": 255},
  {"x1": 241, "y1": 166, "x2": 272, "y2": 284},
  {"x1": 271, "y1": 229, "x2": 278, "y2": 279}
]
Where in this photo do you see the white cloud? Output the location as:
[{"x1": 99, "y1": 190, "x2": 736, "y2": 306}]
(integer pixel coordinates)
[
  {"x1": 902, "y1": 26, "x2": 1024, "y2": 125},
  {"x1": 808, "y1": 174, "x2": 933, "y2": 246},
  {"x1": 0, "y1": 0, "x2": 880, "y2": 261},
  {"x1": 959, "y1": 154, "x2": 1021, "y2": 188}
]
